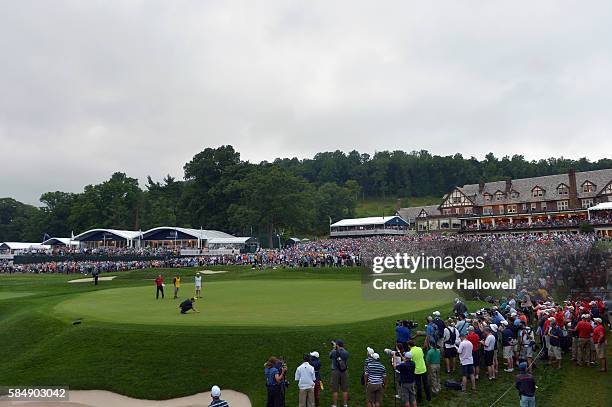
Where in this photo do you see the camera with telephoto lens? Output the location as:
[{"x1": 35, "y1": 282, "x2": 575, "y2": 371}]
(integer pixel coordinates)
[
  {"x1": 396, "y1": 319, "x2": 418, "y2": 329},
  {"x1": 383, "y1": 348, "x2": 396, "y2": 356},
  {"x1": 275, "y1": 357, "x2": 289, "y2": 387}
]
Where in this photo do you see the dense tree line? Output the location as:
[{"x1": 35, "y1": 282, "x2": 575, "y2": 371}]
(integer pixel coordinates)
[{"x1": 1, "y1": 146, "x2": 611, "y2": 245}]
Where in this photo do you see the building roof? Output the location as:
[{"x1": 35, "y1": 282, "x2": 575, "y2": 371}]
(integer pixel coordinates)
[
  {"x1": 397, "y1": 205, "x2": 442, "y2": 220},
  {"x1": 589, "y1": 202, "x2": 612, "y2": 211},
  {"x1": 208, "y1": 237, "x2": 255, "y2": 244},
  {"x1": 141, "y1": 227, "x2": 234, "y2": 241},
  {"x1": 41, "y1": 237, "x2": 79, "y2": 246},
  {"x1": 456, "y1": 168, "x2": 612, "y2": 206},
  {"x1": 0, "y1": 242, "x2": 51, "y2": 251},
  {"x1": 331, "y1": 216, "x2": 408, "y2": 228},
  {"x1": 72, "y1": 229, "x2": 142, "y2": 241}
]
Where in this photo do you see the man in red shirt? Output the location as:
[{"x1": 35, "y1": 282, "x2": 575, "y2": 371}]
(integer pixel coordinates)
[
  {"x1": 466, "y1": 326, "x2": 481, "y2": 380},
  {"x1": 592, "y1": 318, "x2": 607, "y2": 372},
  {"x1": 574, "y1": 315, "x2": 593, "y2": 366},
  {"x1": 155, "y1": 274, "x2": 164, "y2": 299}
]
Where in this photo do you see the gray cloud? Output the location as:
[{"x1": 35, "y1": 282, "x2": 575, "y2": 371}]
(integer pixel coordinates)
[{"x1": 1, "y1": 1, "x2": 611, "y2": 204}]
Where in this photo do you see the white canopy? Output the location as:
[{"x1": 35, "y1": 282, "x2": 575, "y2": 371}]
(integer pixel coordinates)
[
  {"x1": 0, "y1": 242, "x2": 51, "y2": 251},
  {"x1": 331, "y1": 216, "x2": 407, "y2": 228},
  {"x1": 588, "y1": 202, "x2": 612, "y2": 211},
  {"x1": 42, "y1": 237, "x2": 80, "y2": 247}
]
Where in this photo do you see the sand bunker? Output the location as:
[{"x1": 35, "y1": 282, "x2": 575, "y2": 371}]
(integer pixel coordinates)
[
  {"x1": 197, "y1": 270, "x2": 229, "y2": 275},
  {"x1": 4, "y1": 389, "x2": 250, "y2": 407},
  {"x1": 68, "y1": 277, "x2": 117, "y2": 283}
]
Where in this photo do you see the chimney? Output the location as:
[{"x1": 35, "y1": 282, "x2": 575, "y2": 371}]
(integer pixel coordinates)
[
  {"x1": 478, "y1": 181, "x2": 485, "y2": 193},
  {"x1": 505, "y1": 178, "x2": 512, "y2": 194},
  {"x1": 395, "y1": 198, "x2": 402, "y2": 213},
  {"x1": 568, "y1": 168, "x2": 579, "y2": 209}
]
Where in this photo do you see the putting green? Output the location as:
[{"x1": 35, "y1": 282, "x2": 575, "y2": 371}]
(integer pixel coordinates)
[{"x1": 54, "y1": 280, "x2": 451, "y2": 326}]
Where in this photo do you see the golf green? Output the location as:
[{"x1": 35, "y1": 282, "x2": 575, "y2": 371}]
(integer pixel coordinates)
[{"x1": 54, "y1": 280, "x2": 450, "y2": 326}]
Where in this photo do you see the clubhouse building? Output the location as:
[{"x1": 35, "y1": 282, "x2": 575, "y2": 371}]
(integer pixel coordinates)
[{"x1": 397, "y1": 168, "x2": 612, "y2": 237}]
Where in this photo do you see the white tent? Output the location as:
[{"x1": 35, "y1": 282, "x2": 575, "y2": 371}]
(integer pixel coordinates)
[{"x1": 588, "y1": 202, "x2": 612, "y2": 211}]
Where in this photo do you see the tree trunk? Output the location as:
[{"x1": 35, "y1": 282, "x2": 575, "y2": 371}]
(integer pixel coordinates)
[{"x1": 267, "y1": 223, "x2": 274, "y2": 248}]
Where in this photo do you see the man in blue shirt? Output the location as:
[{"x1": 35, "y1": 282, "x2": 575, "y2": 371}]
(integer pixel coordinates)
[
  {"x1": 396, "y1": 320, "x2": 412, "y2": 349},
  {"x1": 548, "y1": 320, "x2": 563, "y2": 369}
]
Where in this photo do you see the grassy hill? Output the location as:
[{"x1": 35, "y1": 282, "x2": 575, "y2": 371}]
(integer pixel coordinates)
[{"x1": 355, "y1": 196, "x2": 440, "y2": 218}]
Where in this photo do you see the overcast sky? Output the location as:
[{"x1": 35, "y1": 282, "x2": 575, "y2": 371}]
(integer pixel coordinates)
[{"x1": 1, "y1": 1, "x2": 611, "y2": 204}]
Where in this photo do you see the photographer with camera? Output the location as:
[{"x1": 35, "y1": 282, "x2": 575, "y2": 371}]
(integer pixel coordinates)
[
  {"x1": 396, "y1": 320, "x2": 414, "y2": 350},
  {"x1": 264, "y1": 356, "x2": 288, "y2": 407},
  {"x1": 329, "y1": 340, "x2": 349, "y2": 407}
]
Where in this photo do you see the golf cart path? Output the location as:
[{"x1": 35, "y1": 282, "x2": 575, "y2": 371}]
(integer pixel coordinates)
[
  {"x1": 3, "y1": 389, "x2": 250, "y2": 407},
  {"x1": 68, "y1": 277, "x2": 117, "y2": 283}
]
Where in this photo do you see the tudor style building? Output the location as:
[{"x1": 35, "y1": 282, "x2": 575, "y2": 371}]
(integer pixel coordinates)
[{"x1": 397, "y1": 168, "x2": 612, "y2": 236}]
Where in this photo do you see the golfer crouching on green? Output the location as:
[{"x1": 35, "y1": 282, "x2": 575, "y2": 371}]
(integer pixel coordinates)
[{"x1": 179, "y1": 297, "x2": 200, "y2": 314}]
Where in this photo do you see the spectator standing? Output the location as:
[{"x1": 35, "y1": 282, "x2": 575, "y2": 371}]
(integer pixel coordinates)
[
  {"x1": 592, "y1": 318, "x2": 607, "y2": 372},
  {"x1": 329, "y1": 340, "x2": 349, "y2": 407},
  {"x1": 575, "y1": 315, "x2": 593, "y2": 366},
  {"x1": 264, "y1": 357, "x2": 287, "y2": 407},
  {"x1": 425, "y1": 344, "x2": 441, "y2": 394},
  {"x1": 457, "y1": 333, "x2": 476, "y2": 392},
  {"x1": 364, "y1": 353, "x2": 387, "y2": 407},
  {"x1": 515, "y1": 362, "x2": 536, "y2": 407},
  {"x1": 209, "y1": 385, "x2": 229, "y2": 407},
  {"x1": 466, "y1": 326, "x2": 481, "y2": 380},
  {"x1": 173, "y1": 273, "x2": 181, "y2": 299},
  {"x1": 308, "y1": 352, "x2": 322, "y2": 407},
  {"x1": 295, "y1": 354, "x2": 316, "y2": 407},
  {"x1": 408, "y1": 340, "x2": 431, "y2": 403},
  {"x1": 443, "y1": 320, "x2": 459, "y2": 374},
  {"x1": 395, "y1": 351, "x2": 417, "y2": 407}
]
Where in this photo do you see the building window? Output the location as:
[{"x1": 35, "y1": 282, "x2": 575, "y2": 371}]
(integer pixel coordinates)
[
  {"x1": 522, "y1": 203, "x2": 527, "y2": 211},
  {"x1": 443, "y1": 209, "x2": 451, "y2": 215},
  {"x1": 455, "y1": 208, "x2": 460, "y2": 214},
  {"x1": 532, "y1": 187, "x2": 544, "y2": 197},
  {"x1": 498, "y1": 205, "x2": 504, "y2": 214},
  {"x1": 557, "y1": 184, "x2": 569, "y2": 195},
  {"x1": 531, "y1": 203, "x2": 537, "y2": 211},
  {"x1": 542, "y1": 202, "x2": 547, "y2": 211},
  {"x1": 581, "y1": 199, "x2": 594, "y2": 208},
  {"x1": 464, "y1": 207, "x2": 472, "y2": 215},
  {"x1": 484, "y1": 193, "x2": 492, "y2": 201},
  {"x1": 507, "y1": 204, "x2": 517, "y2": 213},
  {"x1": 483, "y1": 206, "x2": 493, "y2": 215},
  {"x1": 582, "y1": 181, "x2": 596, "y2": 193},
  {"x1": 557, "y1": 200, "x2": 569, "y2": 211},
  {"x1": 495, "y1": 191, "x2": 504, "y2": 201},
  {"x1": 511, "y1": 191, "x2": 520, "y2": 199},
  {"x1": 605, "y1": 183, "x2": 612, "y2": 194}
]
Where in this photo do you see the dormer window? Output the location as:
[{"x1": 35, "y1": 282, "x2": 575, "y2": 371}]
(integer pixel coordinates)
[
  {"x1": 495, "y1": 191, "x2": 504, "y2": 201},
  {"x1": 484, "y1": 193, "x2": 492, "y2": 202},
  {"x1": 605, "y1": 183, "x2": 612, "y2": 194},
  {"x1": 582, "y1": 181, "x2": 596, "y2": 193},
  {"x1": 557, "y1": 184, "x2": 569, "y2": 196},
  {"x1": 510, "y1": 190, "x2": 520, "y2": 199},
  {"x1": 532, "y1": 187, "x2": 544, "y2": 198}
]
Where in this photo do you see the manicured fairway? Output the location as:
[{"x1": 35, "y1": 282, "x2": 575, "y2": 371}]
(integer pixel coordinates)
[
  {"x1": 54, "y1": 280, "x2": 452, "y2": 326},
  {"x1": 0, "y1": 291, "x2": 33, "y2": 300}
]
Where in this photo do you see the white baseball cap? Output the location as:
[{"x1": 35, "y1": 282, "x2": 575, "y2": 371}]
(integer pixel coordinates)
[
  {"x1": 433, "y1": 311, "x2": 441, "y2": 316},
  {"x1": 310, "y1": 351, "x2": 320, "y2": 358},
  {"x1": 366, "y1": 347, "x2": 374, "y2": 355},
  {"x1": 211, "y1": 386, "x2": 221, "y2": 398},
  {"x1": 372, "y1": 353, "x2": 380, "y2": 360}
]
